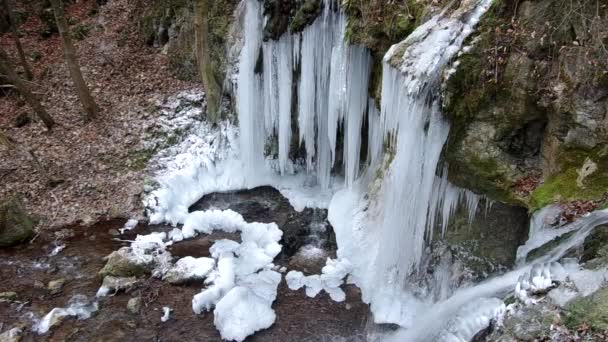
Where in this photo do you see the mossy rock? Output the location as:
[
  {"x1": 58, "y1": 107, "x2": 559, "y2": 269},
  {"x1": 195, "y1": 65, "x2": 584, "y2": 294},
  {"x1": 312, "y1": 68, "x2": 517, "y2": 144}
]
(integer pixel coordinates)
[
  {"x1": 0, "y1": 197, "x2": 35, "y2": 247},
  {"x1": 529, "y1": 148, "x2": 608, "y2": 211},
  {"x1": 564, "y1": 287, "x2": 608, "y2": 331},
  {"x1": 98, "y1": 247, "x2": 153, "y2": 278},
  {"x1": 289, "y1": 0, "x2": 322, "y2": 33}
]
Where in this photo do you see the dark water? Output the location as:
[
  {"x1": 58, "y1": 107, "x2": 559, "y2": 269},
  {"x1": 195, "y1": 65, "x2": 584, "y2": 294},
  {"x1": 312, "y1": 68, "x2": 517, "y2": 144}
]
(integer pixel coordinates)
[{"x1": 0, "y1": 187, "x2": 369, "y2": 341}]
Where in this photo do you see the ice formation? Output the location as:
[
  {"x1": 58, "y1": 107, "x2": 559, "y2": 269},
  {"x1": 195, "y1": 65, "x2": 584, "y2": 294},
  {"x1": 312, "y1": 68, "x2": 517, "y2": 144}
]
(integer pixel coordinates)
[
  {"x1": 328, "y1": 0, "x2": 491, "y2": 326},
  {"x1": 180, "y1": 210, "x2": 283, "y2": 341},
  {"x1": 286, "y1": 258, "x2": 352, "y2": 302},
  {"x1": 119, "y1": 218, "x2": 139, "y2": 234},
  {"x1": 161, "y1": 307, "x2": 172, "y2": 322},
  {"x1": 34, "y1": 295, "x2": 98, "y2": 334},
  {"x1": 163, "y1": 256, "x2": 216, "y2": 284},
  {"x1": 386, "y1": 209, "x2": 608, "y2": 341}
]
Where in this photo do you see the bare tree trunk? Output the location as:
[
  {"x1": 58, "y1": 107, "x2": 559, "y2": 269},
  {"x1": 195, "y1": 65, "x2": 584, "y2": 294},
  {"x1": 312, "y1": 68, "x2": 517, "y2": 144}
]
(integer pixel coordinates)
[
  {"x1": 193, "y1": 0, "x2": 221, "y2": 124},
  {"x1": 0, "y1": 47, "x2": 54, "y2": 129},
  {"x1": 1, "y1": 0, "x2": 33, "y2": 80},
  {"x1": 49, "y1": 0, "x2": 99, "y2": 121}
]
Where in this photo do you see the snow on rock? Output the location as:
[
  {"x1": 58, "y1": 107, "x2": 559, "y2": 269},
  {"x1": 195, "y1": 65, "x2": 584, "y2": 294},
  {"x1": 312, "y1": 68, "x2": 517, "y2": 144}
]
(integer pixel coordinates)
[
  {"x1": 119, "y1": 218, "x2": 139, "y2": 234},
  {"x1": 286, "y1": 258, "x2": 352, "y2": 302},
  {"x1": 161, "y1": 307, "x2": 172, "y2": 322},
  {"x1": 96, "y1": 276, "x2": 138, "y2": 297},
  {"x1": 34, "y1": 295, "x2": 98, "y2": 334},
  {"x1": 163, "y1": 257, "x2": 215, "y2": 284}
]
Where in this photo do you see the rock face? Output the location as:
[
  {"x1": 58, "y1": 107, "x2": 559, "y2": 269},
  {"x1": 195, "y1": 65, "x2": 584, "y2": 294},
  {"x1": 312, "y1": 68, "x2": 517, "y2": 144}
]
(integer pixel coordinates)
[
  {"x1": 426, "y1": 199, "x2": 529, "y2": 292},
  {"x1": 0, "y1": 197, "x2": 35, "y2": 247},
  {"x1": 139, "y1": 0, "x2": 240, "y2": 81},
  {"x1": 444, "y1": 0, "x2": 608, "y2": 209}
]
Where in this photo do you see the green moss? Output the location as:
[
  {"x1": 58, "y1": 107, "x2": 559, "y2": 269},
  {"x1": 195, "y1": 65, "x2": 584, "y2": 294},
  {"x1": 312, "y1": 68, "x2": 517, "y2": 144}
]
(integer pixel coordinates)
[
  {"x1": 564, "y1": 287, "x2": 608, "y2": 331},
  {"x1": 529, "y1": 148, "x2": 608, "y2": 210},
  {"x1": 344, "y1": 0, "x2": 422, "y2": 56},
  {"x1": 290, "y1": 0, "x2": 322, "y2": 33}
]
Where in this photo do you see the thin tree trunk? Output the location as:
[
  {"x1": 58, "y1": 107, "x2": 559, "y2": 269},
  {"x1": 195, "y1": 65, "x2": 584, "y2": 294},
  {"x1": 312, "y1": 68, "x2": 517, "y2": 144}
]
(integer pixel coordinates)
[
  {"x1": 193, "y1": 0, "x2": 221, "y2": 124},
  {"x1": 49, "y1": 0, "x2": 99, "y2": 121},
  {"x1": 0, "y1": 47, "x2": 54, "y2": 129},
  {"x1": 2, "y1": 0, "x2": 33, "y2": 80}
]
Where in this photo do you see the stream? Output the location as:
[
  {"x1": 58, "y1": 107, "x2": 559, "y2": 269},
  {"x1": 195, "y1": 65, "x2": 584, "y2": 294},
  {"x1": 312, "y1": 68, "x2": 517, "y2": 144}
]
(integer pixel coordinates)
[{"x1": 0, "y1": 187, "x2": 370, "y2": 341}]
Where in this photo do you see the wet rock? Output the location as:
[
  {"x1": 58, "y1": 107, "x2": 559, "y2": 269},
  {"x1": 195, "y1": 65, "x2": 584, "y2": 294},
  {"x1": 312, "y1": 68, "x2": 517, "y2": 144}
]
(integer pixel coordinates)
[
  {"x1": 434, "y1": 200, "x2": 529, "y2": 281},
  {"x1": 0, "y1": 327, "x2": 22, "y2": 342},
  {"x1": 96, "y1": 276, "x2": 138, "y2": 297},
  {"x1": 0, "y1": 291, "x2": 17, "y2": 302},
  {"x1": 488, "y1": 302, "x2": 559, "y2": 341},
  {"x1": 47, "y1": 278, "x2": 66, "y2": 295},
  {"x1": 99, "y1": 247, "x2": 153, "y2": 278},
  {"x1": 34, "y1": 280, "x2": 45, "y2": 289},
  {"x1": 0, "y1": 197, "x2": 35, "y2": 247},
  {"x1": 127, "y1": 296, "x2": 142, "y2": 314}
]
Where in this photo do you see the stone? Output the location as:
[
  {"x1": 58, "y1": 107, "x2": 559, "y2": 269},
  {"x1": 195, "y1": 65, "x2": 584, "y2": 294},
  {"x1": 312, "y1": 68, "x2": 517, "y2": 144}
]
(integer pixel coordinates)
[
  {"x1": 96, "y1": 276, "x2": 138, "y2": 297},
  {"x1": 564, "y1": 287, "x2": 608, "y2": 331},
  {"x1": 127, "y1": 296, "x2": 142, "y2": 314},
  {"x1": 0, "y1": 197, "x2": 35, "y2": 247},
  {"x1": 0, "y1": 291, "x2": 17, "y2": 302},
  {"x1": 34, "y1": 280, "x2": 45, "y2": 289},
  {"x1": 47, "y1": 278, "x2": 66, "y2": 295},
  {"x1": 0, "y1": 327, "x2": 22, "y2": 342},
  {"x1": 98, "y1": 247, "x2": 153, "y2": 278}
]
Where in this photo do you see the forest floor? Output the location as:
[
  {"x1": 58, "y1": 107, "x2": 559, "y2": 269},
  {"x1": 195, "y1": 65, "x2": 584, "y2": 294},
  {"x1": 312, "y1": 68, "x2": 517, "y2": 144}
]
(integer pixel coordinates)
[{"x1": 0, "y1": 0, "x2": 196, "y2": 228}]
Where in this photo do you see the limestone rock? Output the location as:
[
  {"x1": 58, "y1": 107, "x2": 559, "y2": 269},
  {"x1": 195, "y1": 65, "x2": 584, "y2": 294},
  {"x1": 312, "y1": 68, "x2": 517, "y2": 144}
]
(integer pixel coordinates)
[
  {"x1": 47, "y1": 278, "x2": 66, "y2": 295},
  {"x1": 0, "y1": 327, "x2": 22, "y2": 342},
  {"x1": 96, "y1": 276, "x2": 138, "y2": 297},
  {"x1": 0, "y1": 291, "x2": 17, "y2": 302},
  {"x1": 127, "y1": 296, "x2": 142, "y2": 314},
  {"x1": 0, "y1": 197, "x2": 35, "y2": 247},
  {"x1": 98, "y1": 247, "x2": 153, "y2": 278}
]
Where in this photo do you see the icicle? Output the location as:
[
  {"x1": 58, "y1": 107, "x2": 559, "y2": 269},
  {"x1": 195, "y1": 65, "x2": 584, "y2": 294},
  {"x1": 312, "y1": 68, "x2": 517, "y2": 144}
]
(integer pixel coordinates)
[
  {"x1": 237, "y1": 0, "x2": 264, "y2": 173},
  {"x1": 343, "y1": 47, "x2": 371, "y2": 186},
  {"x1": 261, "y1": 35, "x2": 294, "y2": 175},
  {"x1": 367, "y1": 98, "x2": 382, "y2": 168}
]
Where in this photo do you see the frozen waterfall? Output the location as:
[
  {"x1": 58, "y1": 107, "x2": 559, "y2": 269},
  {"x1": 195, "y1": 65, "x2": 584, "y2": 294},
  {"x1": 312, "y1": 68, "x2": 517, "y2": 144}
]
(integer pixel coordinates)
[{"x1": 234, "y1": 0, "x2": 495, "y2": 332}]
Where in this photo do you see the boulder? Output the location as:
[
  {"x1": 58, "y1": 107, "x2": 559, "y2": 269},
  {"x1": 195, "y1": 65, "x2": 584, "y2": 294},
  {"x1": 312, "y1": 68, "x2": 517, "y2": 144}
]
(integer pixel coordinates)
[
  {"x1": 98, "y1": 247, "x2": 153, "y2": 278},
  {"x1": 96, "y1": 276, "x2": 138, "y2": 297},
  {"x1": 564, "y1": 287, "x2": 608, "y2": 331},
  {"x1": 0, "y1": 197, "x2": 35, "y2": 247},
  {"x1": 127, "y1": 296, "x2": 142, "y2": 314}
]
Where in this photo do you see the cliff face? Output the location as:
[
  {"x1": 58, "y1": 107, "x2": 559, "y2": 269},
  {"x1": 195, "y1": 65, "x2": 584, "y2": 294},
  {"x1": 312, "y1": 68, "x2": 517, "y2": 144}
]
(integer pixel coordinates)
[
  {"x1": 444, "y1": 0, "x2": 608, "y2": 210},
  {"x1": 139, "y1": 0, "x2": 239, "y2": 82},
  {"x1": 138, "y1": 0, "x2": 607, "y2": 213}
]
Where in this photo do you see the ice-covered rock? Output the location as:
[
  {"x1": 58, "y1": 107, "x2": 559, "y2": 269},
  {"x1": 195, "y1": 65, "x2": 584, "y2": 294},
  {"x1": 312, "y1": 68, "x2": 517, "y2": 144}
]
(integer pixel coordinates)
[
  {"x1": 286, "y1": 258, "x2": 352, "y2": 302},
  {"x1": 163, "y1": 256, "x2": 215, "y2": 284},
  {"x1": 119, "y1": 219, "x2": 139, "y2": 234},
  {"x1": 34, "y1": 295, "x2": 98, "y2": 334}
]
